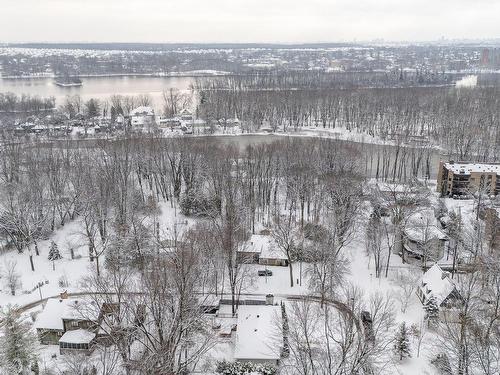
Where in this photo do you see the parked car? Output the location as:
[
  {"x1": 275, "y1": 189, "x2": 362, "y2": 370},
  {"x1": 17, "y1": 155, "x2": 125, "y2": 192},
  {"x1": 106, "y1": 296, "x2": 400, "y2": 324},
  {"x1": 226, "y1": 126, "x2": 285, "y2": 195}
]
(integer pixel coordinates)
[{"x1": 258, "y1": 270, "x2": 273, "y2": 276}]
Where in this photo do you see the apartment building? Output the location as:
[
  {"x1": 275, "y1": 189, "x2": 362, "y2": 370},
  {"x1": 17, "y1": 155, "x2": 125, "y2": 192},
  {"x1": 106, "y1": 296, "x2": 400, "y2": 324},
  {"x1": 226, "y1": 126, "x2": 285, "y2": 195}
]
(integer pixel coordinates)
[{"x1": 437, "y1": 161, "x2": 500, "y2": 197}]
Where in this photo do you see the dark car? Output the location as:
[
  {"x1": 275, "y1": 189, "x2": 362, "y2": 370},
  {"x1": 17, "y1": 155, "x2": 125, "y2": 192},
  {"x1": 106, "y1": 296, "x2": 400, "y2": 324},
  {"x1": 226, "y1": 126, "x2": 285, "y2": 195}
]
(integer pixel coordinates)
[{"x1": 258, "y1": 270, "x2": 273, "y2": 276}]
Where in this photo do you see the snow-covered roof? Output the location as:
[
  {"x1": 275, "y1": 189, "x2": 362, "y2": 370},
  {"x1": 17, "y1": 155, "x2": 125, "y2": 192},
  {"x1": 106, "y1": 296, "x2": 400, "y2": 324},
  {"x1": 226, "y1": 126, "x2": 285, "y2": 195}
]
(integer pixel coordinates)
[
  {"x1": 130, "y1": 106, "x2": 154, "y2": 116},
  {"x1": 61, "y1": 298, "x2": 98, "y2": 321},
  {"x1": 444, "y1": 162, "x2": 500, "y2": 175},
  {"x1": 59, "y1": 329, "x2": 96, "y2": 344},
  {"x1": 35, "y1": 298, "x2": 98, "y2": 330},
  {"x1": 261, "y1": 235, "x2": 287, "y2": 260},
  {"x1": 35, "y1": 298, "x2": 66, "y2": 330},
  {"x1": 419, "y1": 264, "x2": 457, "y2": 306},
  {"x1": 404, "y1": 226, "x2": 447, "y2": 242},
  {"x1": 239, "y1": 234, "x2": 267, "y2": 253},
  {"x1": 240, "y1": 234, "x2": 287, "y2": 260},
  {"x1": 179, "y1": 108, "x2": 192, "y2": 116},
  {"x1": 234, "y1": 305, "x2": 281, "y2": 361}
]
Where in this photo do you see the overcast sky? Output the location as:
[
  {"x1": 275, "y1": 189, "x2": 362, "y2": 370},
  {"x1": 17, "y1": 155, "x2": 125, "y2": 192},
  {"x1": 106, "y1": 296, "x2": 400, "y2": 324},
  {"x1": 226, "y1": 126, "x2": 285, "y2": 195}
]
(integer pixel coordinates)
[{"x1": 2, "y1": 0, "x2": 499, "y2": 43}]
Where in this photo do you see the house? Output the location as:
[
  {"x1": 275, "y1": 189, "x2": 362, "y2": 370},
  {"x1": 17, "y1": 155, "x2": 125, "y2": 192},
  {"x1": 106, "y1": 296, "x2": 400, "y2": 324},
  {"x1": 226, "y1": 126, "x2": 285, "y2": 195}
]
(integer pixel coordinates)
[
  {"x1": 416, "y1": 264, "x2": 461, "y2": 307},
  {"x1": 114, "y1": 114, "x2": 125, "y2": 129},
  {"x1": 403, "y1": 225, "x2": 448, "y2": 262},
  {"x1": 234, "y1": 304, "x2": 282, "y2": 365},
  {"x1": 259, "y1": 236, "x2": 288, "y2": 267},
  {"x1": 178, "y1": 108, "x2": 193, "y2": 121},
  {"x1": 35, "y1": 296, "x2": 98, "y2": 348},
  {"x1": 59, "y1": 329, "x2": 96, "y2": 355},
  {"x1": 61, "y1": 298, "x2": 97, "y2": 332},
  {"x1": 34, "y1": 298, "x2": 66, "y2": 345},
  {"x1": 236, "y1": 234, "x2": 288, "y2": 266},
  {"x1": 236, "y1": 234, "x2": 265, "y2": 264},
  {"x1": 437, "y1": 161, "x2": 500, "y2": 197},
  {"x1": 218, "y1": 117, "x2": 241, "y2": 128},
  {"x1": 130, "y1": 106, "x2": 155, "y2": 130},
  {"x1": 157, "y1": 115, "x2": 181, "y2": 129}
]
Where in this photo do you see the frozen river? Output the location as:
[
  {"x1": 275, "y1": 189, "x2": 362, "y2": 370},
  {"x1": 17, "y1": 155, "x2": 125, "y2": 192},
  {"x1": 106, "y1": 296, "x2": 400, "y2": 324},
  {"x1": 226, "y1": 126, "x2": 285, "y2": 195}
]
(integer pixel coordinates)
[{"x1": 0, "y1": 75, "x2": 195, "y2": 107}]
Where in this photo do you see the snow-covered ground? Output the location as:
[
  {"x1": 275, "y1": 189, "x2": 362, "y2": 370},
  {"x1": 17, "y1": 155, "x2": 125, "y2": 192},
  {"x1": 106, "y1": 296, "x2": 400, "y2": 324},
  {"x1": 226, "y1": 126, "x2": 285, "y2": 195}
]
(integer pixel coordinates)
[
  {"x1": 0, "y1": 218, "x2": 93, "y2": 309},
  {"x1": 1, "y1": 179, "x2": 485, "y2": 374}
]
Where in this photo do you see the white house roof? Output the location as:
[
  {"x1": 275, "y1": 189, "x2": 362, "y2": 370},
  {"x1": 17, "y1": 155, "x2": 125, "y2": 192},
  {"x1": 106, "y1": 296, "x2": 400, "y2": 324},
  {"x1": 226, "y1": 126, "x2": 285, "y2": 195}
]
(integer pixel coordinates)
[
  {"x1": 444, "y1": 162, "x2": 500, "y2": 175},
  {"x1": 130, "y1": 106, "x2": 154, "y2": 116},
  {"x1": 419, "y1": 264, "x2": 457, "y2": 306},
  {"x1": 239, "y1": 234, "x2": 267, "y2": 253},
  {"x1": 59, "y1": 329, "x2": 96, "y2": 344},
  {"x1": 61, "y1": 298, "x2": 98, "y2": 321},
  {"x1": 35, "y1": 298, "x2": 98, "y2": 330},
  {"x1": 240, "y1": 234, "x2": 287, "y2": 260},
  {"x1": 234, "y1": 305, "x2": 281, "y2": 361},
  {"x1": 35, "y1": 298, "x2": 66, "y2": 330},
  {"x1": 179, "y1": 108, "x2": 192, "y2": 116},
  {"x1": 404, "y1": 226, "x2": 448, "y2": 242}
]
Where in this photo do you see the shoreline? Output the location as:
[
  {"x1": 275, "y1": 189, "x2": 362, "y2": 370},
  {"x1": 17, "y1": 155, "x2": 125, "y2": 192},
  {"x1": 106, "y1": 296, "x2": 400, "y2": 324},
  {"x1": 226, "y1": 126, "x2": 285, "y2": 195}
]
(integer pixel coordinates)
[{"x1": 0, "y1": 71, "x2": 233, "y2": 80}]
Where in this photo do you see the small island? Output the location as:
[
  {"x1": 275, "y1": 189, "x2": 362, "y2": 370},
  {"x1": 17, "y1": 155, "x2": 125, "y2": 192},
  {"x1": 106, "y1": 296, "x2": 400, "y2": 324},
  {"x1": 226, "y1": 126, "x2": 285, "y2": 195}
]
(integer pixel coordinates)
[{"x1": 54, "y1": 75, "x2": 83, "y2": 87}]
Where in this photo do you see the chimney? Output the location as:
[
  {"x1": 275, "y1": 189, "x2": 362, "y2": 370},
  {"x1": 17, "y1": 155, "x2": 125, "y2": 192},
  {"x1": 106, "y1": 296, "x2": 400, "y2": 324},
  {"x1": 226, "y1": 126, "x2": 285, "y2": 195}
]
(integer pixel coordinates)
[
  {"x1": 266, "y1": 294, "x2": 274, "y2": 305},
  {"x1": 60, "y1": 290, "x2": 68, "y2": 300}
]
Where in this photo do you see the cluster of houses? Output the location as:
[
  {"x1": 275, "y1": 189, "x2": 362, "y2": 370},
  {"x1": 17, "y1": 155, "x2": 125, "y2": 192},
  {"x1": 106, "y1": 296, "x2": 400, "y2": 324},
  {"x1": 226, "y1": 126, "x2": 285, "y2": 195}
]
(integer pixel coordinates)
[
  {"x1": 12, "y1": 114, "x2": 126, "y2": 137},
  {"x1": 34, "y1": 291, "x2": 284, "y2": 365},
  {"x1": 9, "y1": 106, "x2": 245, "y2": 138},
  {"x1": 33, "y1": 160, "x2": 500, "y2": 367}
]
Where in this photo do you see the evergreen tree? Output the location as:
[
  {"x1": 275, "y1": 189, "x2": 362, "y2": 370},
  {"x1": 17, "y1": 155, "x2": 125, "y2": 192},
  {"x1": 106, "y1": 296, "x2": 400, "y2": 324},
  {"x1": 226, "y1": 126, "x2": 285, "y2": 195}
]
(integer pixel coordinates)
[
  {"x1": 48, "y1": 241, "x2": 61, "y2": 262},
  {"x1": 48, "y1": 241, "x2": 62, "y2": 271},
  {"x1": 395, "y1": 321, "x2": 412, "y2": 360},
  {"x1": 0, "y1": 307, "x2": 38, "y2": 374},
  {"x1": 424, "y1": 296, "x2": 440, "y2": 326}
]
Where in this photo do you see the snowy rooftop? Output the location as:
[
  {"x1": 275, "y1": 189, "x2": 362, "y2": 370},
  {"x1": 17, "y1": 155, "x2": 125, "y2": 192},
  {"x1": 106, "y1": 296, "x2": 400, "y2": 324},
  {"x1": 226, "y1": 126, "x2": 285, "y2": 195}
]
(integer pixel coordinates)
[
  {"x1": 240, "y1": 234, "x2": 268, "y2": 253},
  {"x1": 419, "y1": 264, "x2": 456, "y2": 306},
  {"x1": 444, "y1": 162, "x2": 500, "y2": 175},
  {"x1": 35, "y1": 297, "x2": 98, "y2": 331},
  {"x1": 404, "y1": 226, "x2": 447, "y2": 242},
  {"x1": 241, "y1": 234, "x2": 287, "y2": 260},
  {"x1": 61, "y1": 298, "x2": 98, "y2": 321},
  {"x1": 234, "y1": 305, "x2": 281, "y2": 361},
  {"x1": 34, "y1": 298, "x2": 66, "y2": 330},
  {"x1": 59, "y1": 329, "x2": 96, "y2": 344},
  {"x1": 131, "y1": 106, "x2": 154, "y2": 116}
]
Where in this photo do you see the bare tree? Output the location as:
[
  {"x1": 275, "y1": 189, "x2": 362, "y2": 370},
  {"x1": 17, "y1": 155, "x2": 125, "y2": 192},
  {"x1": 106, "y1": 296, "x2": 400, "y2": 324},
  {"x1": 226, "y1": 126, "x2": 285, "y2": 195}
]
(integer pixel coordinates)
[
  {"x1": 3, "y1": 260, "x2": 21, "y2": 296},
  {"x1": 366, "y1": 212, "x2": 385, "y2": 278},
  {"x1": 272, "y1": 208, "x2": 297, "y2": 288},
  {"x1": 392, "y1": 268, "x2": 421, "y2": 313},
  {"x1": 306, "y1": 232, "x2": 349, "y2": 307}
]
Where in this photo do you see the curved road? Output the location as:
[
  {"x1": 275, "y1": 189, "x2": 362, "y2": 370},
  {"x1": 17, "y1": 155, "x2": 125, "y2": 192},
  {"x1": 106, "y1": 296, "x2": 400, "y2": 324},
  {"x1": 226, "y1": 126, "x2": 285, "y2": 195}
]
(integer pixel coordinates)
[{"x1": 14, "y1": 290, "x2": 365, "y2": 341}]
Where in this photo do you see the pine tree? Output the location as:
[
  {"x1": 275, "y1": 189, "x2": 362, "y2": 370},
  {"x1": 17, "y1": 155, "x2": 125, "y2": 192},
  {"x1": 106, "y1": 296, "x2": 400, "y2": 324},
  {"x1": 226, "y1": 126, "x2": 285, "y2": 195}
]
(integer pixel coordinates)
[
  {"x1": 424, "y1": 295, "x2": 440, "y2": 325},
  {"x1": 48, "y1": 241, "x2": 62, "y2": 271},
  {"x1": 48, "y1": 241, "x2": 62, "y2": 262},
  {"x1": 395, "y1": 322, "x2": 411, "y2": 360},
  {"x1": 0, "y1": 307, "x2": 38, "y2": 374}
]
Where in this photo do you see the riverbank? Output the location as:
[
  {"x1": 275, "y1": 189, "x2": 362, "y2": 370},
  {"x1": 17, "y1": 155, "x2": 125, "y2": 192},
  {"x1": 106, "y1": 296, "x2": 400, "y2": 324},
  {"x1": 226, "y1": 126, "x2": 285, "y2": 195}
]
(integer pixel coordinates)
[{"x1": 0, "y1": 70, "x2": 232, "y2": 80}]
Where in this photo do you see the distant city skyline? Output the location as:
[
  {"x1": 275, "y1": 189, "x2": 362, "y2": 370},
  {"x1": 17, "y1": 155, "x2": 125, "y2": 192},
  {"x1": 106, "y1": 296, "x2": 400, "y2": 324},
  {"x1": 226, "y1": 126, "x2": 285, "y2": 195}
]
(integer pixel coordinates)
[{"x1": 2, "y1": 0, "x2": 500, "y2": 44}]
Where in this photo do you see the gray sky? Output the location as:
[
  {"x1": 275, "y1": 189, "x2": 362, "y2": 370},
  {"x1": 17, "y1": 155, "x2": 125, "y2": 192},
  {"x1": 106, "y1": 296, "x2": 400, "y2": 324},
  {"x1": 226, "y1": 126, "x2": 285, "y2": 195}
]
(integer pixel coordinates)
[{"x1": 2, "y1": 0, "x2": 499, "y2": 43}]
